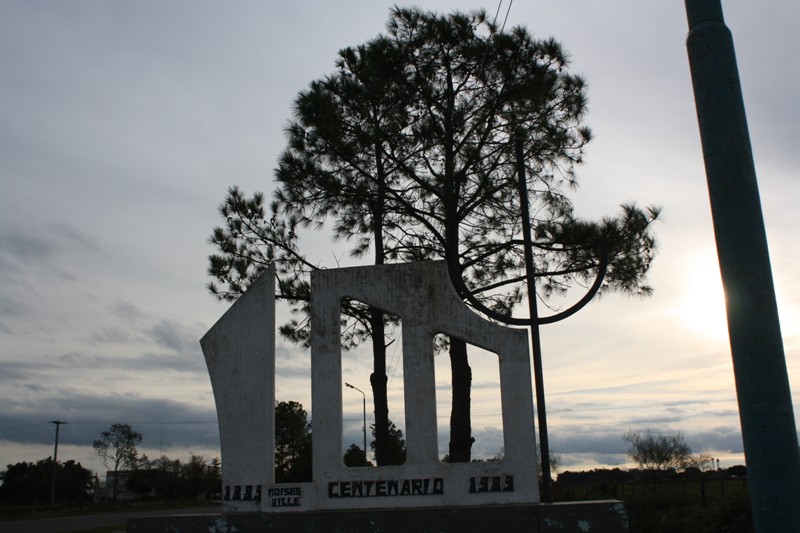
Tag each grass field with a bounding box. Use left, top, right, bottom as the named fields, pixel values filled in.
left=555, top=475, right=753, bottom=533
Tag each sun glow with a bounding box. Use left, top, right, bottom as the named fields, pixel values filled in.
left=679, top=252, right=729, bottom=341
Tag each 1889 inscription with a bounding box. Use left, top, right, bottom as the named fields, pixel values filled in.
left=468, top=475, right=514, bottom=493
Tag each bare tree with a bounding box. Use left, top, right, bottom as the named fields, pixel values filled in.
left=623, top=429, right=692, bottom=491
left=92, top=423, right=144, bottom=500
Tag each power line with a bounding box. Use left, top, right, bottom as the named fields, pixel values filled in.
left=500, top=0, right=514, bottom=33
left=491, top=0, right=504, bottom=28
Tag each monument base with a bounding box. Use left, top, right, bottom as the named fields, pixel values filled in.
left=127, top=500, right=628, bottom=532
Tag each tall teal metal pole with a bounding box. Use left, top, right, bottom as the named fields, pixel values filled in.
left=684, top=1, right=800, bottom=531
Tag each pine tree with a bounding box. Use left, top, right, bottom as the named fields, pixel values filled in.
left=208, top=7, right=659, bottom=463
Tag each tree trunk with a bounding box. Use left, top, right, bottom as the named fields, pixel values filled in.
left=369, top=140, right=391, bottom=466
left=369, top=308, right=391, bottom=466
left=438, top=68, right=473, bottom=463
left=448, top=337, right=473, bottom=462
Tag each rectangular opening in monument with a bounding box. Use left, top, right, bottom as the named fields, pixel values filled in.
left=340, top=299, right=405, bottom=467
left=273, top=298, right=313, bottom=484
left=433, top=334, right=503, bottom=463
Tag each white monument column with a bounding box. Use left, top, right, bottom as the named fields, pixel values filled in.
left=201, top=268, right=275, bottom=512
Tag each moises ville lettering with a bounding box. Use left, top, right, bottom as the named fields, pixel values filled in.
left=328, top=478, right=444, bottom=498
left=269, top=486, right=302, bottom=507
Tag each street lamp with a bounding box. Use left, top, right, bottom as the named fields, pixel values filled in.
left=345, top=382, right=367, bottom=464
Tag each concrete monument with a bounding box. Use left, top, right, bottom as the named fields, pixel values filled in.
left=129, top=261, right=628, bottom=532
left=201, top=261, right=538, bottom=512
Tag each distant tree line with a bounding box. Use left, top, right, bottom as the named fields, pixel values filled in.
left=124, top=455, right=221, bottom=501
left=0, top=458, right=94, bottom=505
left=557, top=465, right=746, bottom=488
left=0, top=453, right=222, bottom=506
left=89, top=423, right=221, bottom=501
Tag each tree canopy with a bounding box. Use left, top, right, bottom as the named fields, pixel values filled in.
left=208, top=6, right=659, bottom=463
left=343, top=444, right=371, bottom=467
left=274, top=400, right=312, bottom=482
left=210, top=7, right=658, bottom=306
left=370, top=419, right=406, bottom=466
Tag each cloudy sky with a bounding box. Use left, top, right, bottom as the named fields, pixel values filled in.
left=1, top=1, right=798, bottom=477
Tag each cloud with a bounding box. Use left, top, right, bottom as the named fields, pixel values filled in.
left=558, top=453, right=630, bottom=471
left=0, top=345, right=207, bottom=379
left=275, top=363, right=312, bottom=380
left=53, top=350, right=207, bottom=374
left=0, top=225, right=100, bottom=263
left=0, top=392, right=218, bottom=450
left=548, top=422, right=746, bottom=461
left=111, top=300, right=147, bottom=322
left=89, top=326, right=134, bottom=345
left=135, top=352, right=207, bottom=374
left=471, top=427, right=505, bottom=459
left=621, top=415, right=686, bottom=426
left=48, top=223, right=101, bottom=253
left=0, top=223, right=103, bottom=288
left=551, top=429, right=626, bottom=456
left=147, top=319, right=200, bottom=353
left=553, top=379, right=681, bottom=397
left=81, top=304, right=209, bottom=371
left=0, top=296, right=30, bottom=318
left=86, top=300, right=207, bottom=357
left=472, top=380, right=502, bottom=391
left=0, top=230, right=55, bottom=261
left=0, top=359, right=32, bottom=383
left=686, top=428, right=744, bottom=454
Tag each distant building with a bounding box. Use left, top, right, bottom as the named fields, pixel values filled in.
left=102, top=471, right=154, bottom=501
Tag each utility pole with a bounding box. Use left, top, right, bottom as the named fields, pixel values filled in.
left=345, top=382, right=368, bottom=465
left=49, top=420, right=67, bottom=505
left=684, top=1, right=800, bottom=530
left=515, top=137, right=552, bottom=502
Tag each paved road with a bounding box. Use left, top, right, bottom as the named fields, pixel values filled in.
left=0, top=506, right=221, bottom=533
